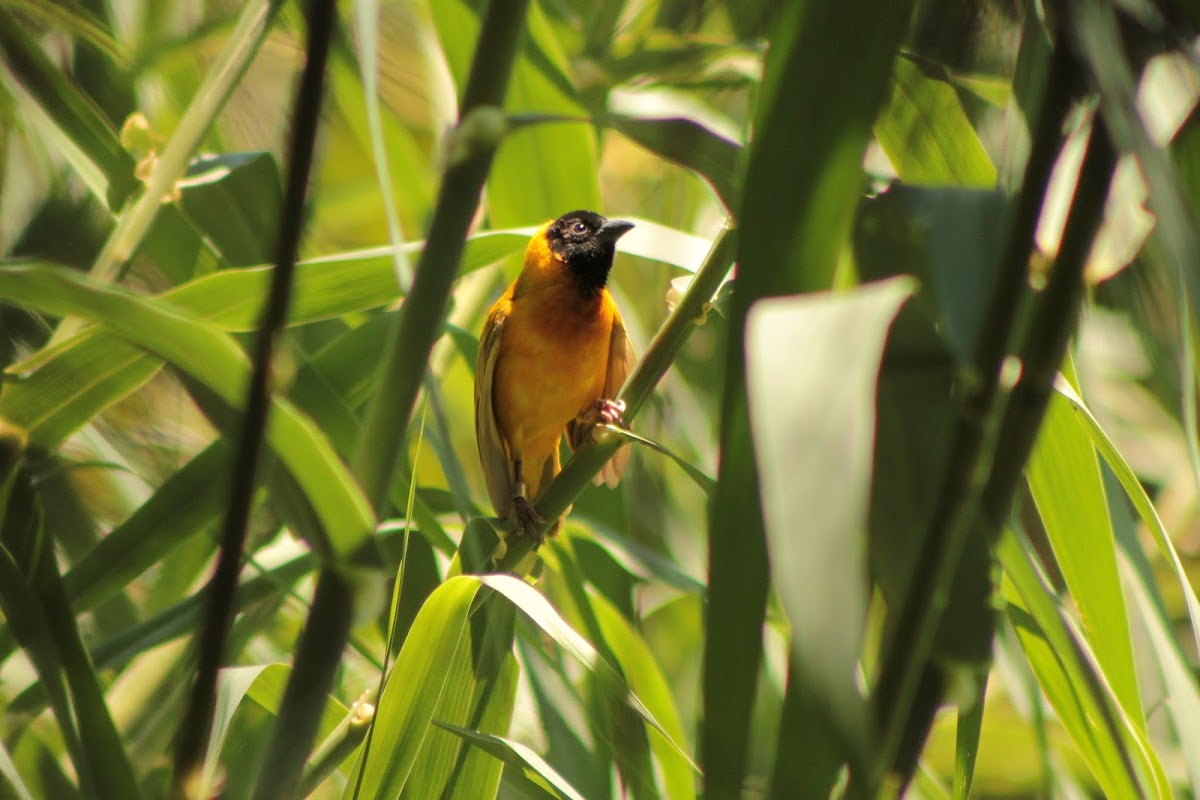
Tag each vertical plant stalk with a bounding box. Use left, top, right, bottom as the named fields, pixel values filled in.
left=979, top=123, right=1116, bottom=523
left=868, top=121, right=1117, bottom=787
left=92, top=1, right=284, bottom=277
left=297, top=691, right=375, bottom=797
left=170, top=0, right=337, bottom=793
left=352, top=0, right=531, bottom=513
left=250, top=569, right=354, bottom=800
left=864, top=35, right=1077, bottom=784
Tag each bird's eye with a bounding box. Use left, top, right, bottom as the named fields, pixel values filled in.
left=573, top=222, right=588, bottom=234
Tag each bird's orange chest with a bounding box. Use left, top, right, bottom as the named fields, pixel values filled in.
left=493, top=279, right=613, bottom=451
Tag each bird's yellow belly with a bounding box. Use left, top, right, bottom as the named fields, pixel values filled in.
left=495, top=297, right=611, bottom=460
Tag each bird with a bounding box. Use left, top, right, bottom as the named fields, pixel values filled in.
left=475, top=210, right=636, bottom=539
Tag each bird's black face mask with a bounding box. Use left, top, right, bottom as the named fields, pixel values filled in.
left=547, top=210, right=635, bottom=296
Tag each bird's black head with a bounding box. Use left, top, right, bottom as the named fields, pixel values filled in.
left=546, top=210, right=635, bottom=296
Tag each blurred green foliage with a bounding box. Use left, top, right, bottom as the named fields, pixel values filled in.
left=1, top=0, right=1200, bottom=798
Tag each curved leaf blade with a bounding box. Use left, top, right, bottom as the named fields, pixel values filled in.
left=745, top=277, right=915, bottom=770
left=348, top=576, right=486, bottom=799
left=0, top=264, right=375, bottom=563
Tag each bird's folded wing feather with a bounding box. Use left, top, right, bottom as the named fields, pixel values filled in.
left=595, top=314, right=635, bottom=487
left=475, top=307, right=513, bottom=518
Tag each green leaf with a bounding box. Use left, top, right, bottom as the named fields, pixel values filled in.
left=433, top=0, right=599, bottom=226
left=85, top=0, right=286, bottom=283
left=62, top=441, right=226, bottom=613
left=442, top=651, right=520, bottom=800
left=705, top=0, right=914, bottom=791
left=191, top=664, right=292, bottom=798
left=1050, top=379, right=1200, bottom=656
left=603, top=113, right=742, bottom=210
left=479, top=575, right=698, bottom=776
left=0, top=211, right=703, bottom=455
left=600, top=36, right=760, bottom=88
left=339, top=2, right=429, bottom=280
left=518, top=638, right=612, bottom=798
left=599, top=424, right=714, bottom=494
left=896, top=55, right=1012, bottom=108
left=544, top=539, right=659, bottom=799
left=1025, top=388, right=1144, bottom=727
left=589, top=591, right=696, bottom=800
left=5, top=0, right=124, bottom=63
left=4, top=728, right=83, bottom=800
left=0, top=9, right=138, bottom=209
left=177, top=152, right=282, bottom=266
left=0, top=472, right=141, bottom=800
left=0, top=493, right=82, bottom=774
left=1117, top=528, right=1200, bottom=789
left=348, top=575, right=486, bottom=799
left=999, top=529, right=1163, bottom=799
left=0, top=264, right=376, bottom=563
left=854, top=186, right=1007, bottom=367
left=135, top=204, right=229, bottom=284
left=1051, top=378, right=1200, bottom=785
left=83, top=547, right=316, bottom=684
left=616, top=218, right=716, bottom=274
left=0, top=330, right=160, bottom=447
left=952, top=675, right=987, bottom=800
left=0, top=231, right=528, bottom=448
left=401, top=604, right=518, bottom=800
left=436, top=723, right=587, bottom=800
left=875, top=57, right=997, bottom=187
left=745, top=277, right=915, bottom=769
left=0, top=736, right=35, bottom=800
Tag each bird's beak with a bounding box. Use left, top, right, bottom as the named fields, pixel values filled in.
left=597, top=219, right=635, bottom=244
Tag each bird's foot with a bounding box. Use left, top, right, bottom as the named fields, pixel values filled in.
left=512, top=495, right=545, bottom=541
left=580, top=398, right=627, bottom=429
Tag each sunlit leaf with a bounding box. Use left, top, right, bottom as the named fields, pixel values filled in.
left=746, top=277, right=914, bottom=769
left=875, top=57, right=997, bottom=187
left=0, top=264, right=375, bottom=563
left=348, top=576, right=485, bottom=798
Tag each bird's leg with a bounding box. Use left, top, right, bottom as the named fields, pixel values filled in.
left=510, top=458, right=544, bottom=539
left=577, top=398, right=627, bottom=430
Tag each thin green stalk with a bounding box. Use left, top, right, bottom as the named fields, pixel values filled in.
left=997, top=527, right=1146, bottom=795
left=84, top=0, right=285, bottom=285
left=952, top=675, right=987, bottom=800
left=495, top=219, right=736, bottom=572
left=249, top=569, right=355, bottom=800
left=424, top=373, right=476, bottom=523
left=867, top=121, right=1116, bottom=789
left=0, top=9, right=136, bottom=204
left=0, top=546, right=89, bottom=796
left=350, top=0, right=414, bottom=292
left=297, top=693, right=375, bottom=797
left=553, top=537, right=657, bottom=796
left=9, top=526, right=413, bottom=722
left=170, top=0, right=335, bottom=792
left=0, top=466, right=141, bottom=799
left=979, top=126, right=1115, bottom=516
left=1067, top=0, right=1200, bottom=316
left=353, top=0, right=532, bottom=513
left=3, top=1, right=124, bottom=63
left=351, top=399, right=426, bottom=800
left=864, top=33, right=1075, bottom=784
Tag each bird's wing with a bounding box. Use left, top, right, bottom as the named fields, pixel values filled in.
left=594, top=312, right=635, bottom=487
left=475, top=306, right=514, bottom=518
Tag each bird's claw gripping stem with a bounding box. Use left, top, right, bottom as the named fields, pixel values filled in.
left=581, top=398, right=627, bottom=429
left=511, top=480, right=544, bottom=540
